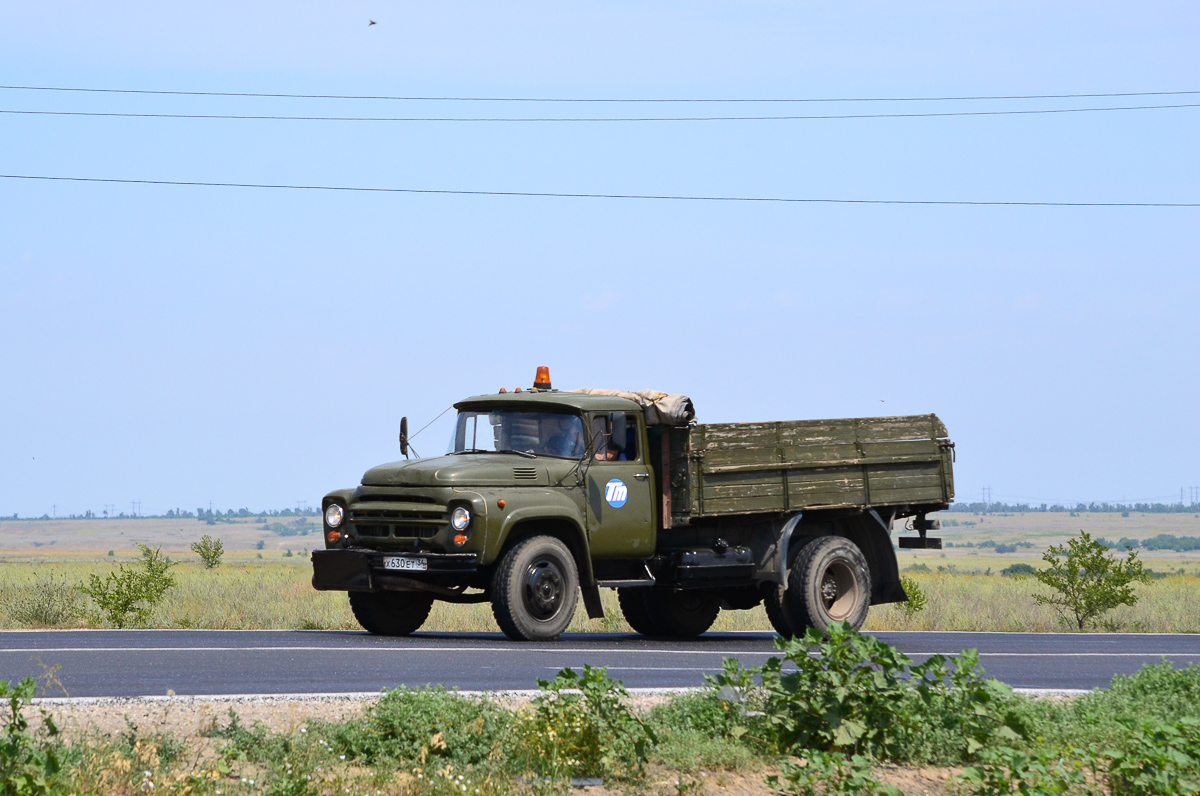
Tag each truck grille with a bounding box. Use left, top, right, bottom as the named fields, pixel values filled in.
left=355, top=523, right=438, bottom=540
left=349, top=497, right=447, bottom=541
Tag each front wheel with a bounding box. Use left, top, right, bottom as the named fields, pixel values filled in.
left=348, top=590, right=434, bottom=636
left=491, top=536, right=579, bottom=641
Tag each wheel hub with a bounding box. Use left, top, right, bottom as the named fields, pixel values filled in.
left=818, top=559, right=859, bottom=621
left=524, top=557, right=565, bottom=620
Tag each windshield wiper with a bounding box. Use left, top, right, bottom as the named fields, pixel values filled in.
left=497, top=449, right=537, bottom=458
left=450, top=448, right=490, bottom=455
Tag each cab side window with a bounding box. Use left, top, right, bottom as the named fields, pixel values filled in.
left=591, top=414, right=639, bottom=462
left=621, top=414, right=639, bottom=460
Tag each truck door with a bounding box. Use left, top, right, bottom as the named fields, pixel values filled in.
left=585, top=412, right=655, bottom=558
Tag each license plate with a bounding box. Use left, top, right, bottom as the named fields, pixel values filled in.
left=382, top=556, right=427, bottom=572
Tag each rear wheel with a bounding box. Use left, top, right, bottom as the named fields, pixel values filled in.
left=764, top=586, right=801, bottom=638
left=765, top=537, right=817, bottom=638
left=782, top=536, right=871, bottom=631
left=349, top=590, right=434, bottom=636
left=643, top=589, right=720, bottom=637
left=617, top=587, right=663, bottom=635
left=491, top=536, right=579, bottom=641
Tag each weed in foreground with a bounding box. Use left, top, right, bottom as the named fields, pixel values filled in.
left=767, top=751, right=901, bottom=796
left=710, top=620, right=1026, bottom=764
left=1, top=677, right=61, bottom=796
left=1022, top=661, right=1200, bottom=752
left=514, top=664, right=655, bottom=781
left=645, top=690, right=759, bottom=771
left=959, top=746, right=1095, bottom=795
left=323, top=685, right=512, bottom=769
left=1106, top=717, right=1200, bottom=795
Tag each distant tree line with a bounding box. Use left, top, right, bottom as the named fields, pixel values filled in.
left=950, top=501, right=1200, bottom=515
left=0, top=506, right=320, bottom=521
left=1096, top=534, right=1200, bottom=552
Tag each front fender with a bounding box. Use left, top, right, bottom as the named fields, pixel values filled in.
left=490, top=489, right=588, bottom=563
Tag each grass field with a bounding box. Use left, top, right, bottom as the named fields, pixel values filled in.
left=3, top=512, right=1200, bottom=632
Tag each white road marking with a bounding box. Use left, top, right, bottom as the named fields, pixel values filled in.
left=3, top=646, right=1197, bottom=657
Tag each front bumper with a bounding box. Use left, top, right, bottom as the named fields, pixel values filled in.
left=311, top=549, right=479, bottom=592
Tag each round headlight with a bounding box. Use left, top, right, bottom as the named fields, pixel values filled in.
left=325, top=504, right=344, bottom=528
left=450, top=506, right=471, bottom=532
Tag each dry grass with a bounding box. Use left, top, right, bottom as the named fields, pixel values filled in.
left=3, top=558, right=1199, bottom=633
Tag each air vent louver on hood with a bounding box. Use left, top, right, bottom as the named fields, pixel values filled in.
left=512, top=467, right=538, bottom=480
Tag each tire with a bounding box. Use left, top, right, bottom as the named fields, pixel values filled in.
left=348, top=590, right=434, bottom=636
left=644, top=589, right=720, bottom=637
left=618, top=587, right=663, bottom=636
left=765, top=537, right=817, bottom=639
left=491, top=536, right=579, bottom=641
left=764, top=585, right=800, bottom=638
left=781, top=536, right=871, bottom=631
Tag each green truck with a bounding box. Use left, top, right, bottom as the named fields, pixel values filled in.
left=313, top=368, right=954, bottom=641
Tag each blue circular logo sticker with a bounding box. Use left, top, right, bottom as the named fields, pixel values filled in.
left=604, top=479, right=629, bottom=508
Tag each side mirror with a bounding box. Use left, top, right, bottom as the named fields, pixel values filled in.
left=399, top=416, right=409, bottom=458
left=608, top=412, right=626, bottom=452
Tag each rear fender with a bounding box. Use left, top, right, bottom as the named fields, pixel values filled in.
left=839, top=513, right=905, bottom=605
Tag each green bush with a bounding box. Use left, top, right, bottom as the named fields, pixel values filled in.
left=190, top=535, right=224, bottom=568
left=1107, top=718, right=1200, bottom=795
left=1033, top=530, right=1150, bottom=630
left=709, top=621, right=1025, bottom=763
left=898, top=575, right=928, bottom=620
left=1035, top=662, right=1200, bottom=751
left=8, top=576, right=83, bottom=627
left=645, top=688, right=758, bottom=770
left=78, top=543, right=177, bottom=628
left=768, top=751, right=901, bottom=796
left=1001, top=563, right=1037, bottom=578
left=0, top=677, right=61, bottom=796
left=324, top=686, right=511, bottom=769
left=958, top=746, right=1091, bottom=795
left=513, top=665, right=655, bottom=780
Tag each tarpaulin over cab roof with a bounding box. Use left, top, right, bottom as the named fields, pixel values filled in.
left=569, top=389, right=695, bottom=426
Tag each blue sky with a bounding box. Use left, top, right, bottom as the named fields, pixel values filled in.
left=1, top=2, right=1197, bottom=516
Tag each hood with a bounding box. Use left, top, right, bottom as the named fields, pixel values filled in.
left=361, top=454, right=554, bottom=487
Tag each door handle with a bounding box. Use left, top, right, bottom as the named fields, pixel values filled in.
left=634, top=473, right=649, bottom=480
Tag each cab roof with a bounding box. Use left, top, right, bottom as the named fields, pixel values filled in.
left=455, top=390, right=640, bottom=414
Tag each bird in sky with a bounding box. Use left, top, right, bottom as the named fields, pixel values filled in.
left=369, top=20, right=376, bottom=26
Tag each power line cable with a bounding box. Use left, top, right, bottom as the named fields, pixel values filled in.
left=3, top=174, right=1196, bottom=207
left=2, top=84, right=1199, bottom=103
left=3, top=103, right=1198, bottom=123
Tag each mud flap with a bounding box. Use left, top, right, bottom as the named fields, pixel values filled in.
left=581, top=581, right=605, bottom=619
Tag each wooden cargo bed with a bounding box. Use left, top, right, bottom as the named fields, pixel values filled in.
left=656, top=414, right=954, bottom=526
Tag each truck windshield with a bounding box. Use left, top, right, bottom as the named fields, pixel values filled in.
left=448, top=410, right=588, bottom=459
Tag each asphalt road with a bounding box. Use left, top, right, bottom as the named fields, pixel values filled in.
left=3, top=630, right=1199, bottom=698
